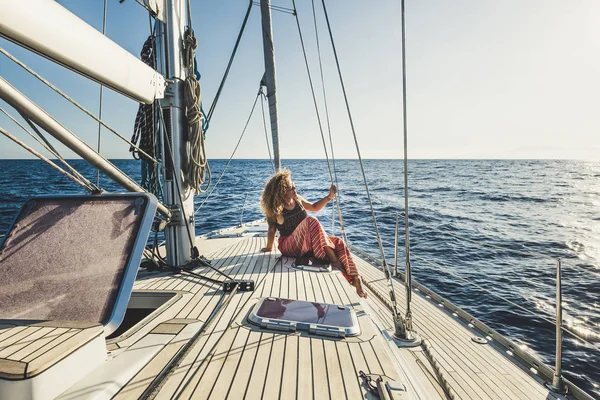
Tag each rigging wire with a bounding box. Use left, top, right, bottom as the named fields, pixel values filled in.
left=194, top=87, right=263, bottom=215
left=96, top=0, right=108, bottom=187
left=290, top=0, right=333, bottom=182
left=317, top=0, right=399, bottom=317
left=205, top=0, right=253, bottom=124
left=310, top=0, right=341, bottom=236
left=23, top=117, right=102, bottom=192
left=292, top=0, right=350, bottom=245
left=0, top=126, right=94, bottom=192
left=0, top=107, right=97, bottom=191
left=259, top=88, right=276, bottom=173
left=0, top=48, right=160, bottom=165
left=252, top=2, right=295, bottom=15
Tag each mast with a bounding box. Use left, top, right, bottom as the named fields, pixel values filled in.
left=155, top=0, right=196, bottom=266
left=260, top=0, right=281, bottom=170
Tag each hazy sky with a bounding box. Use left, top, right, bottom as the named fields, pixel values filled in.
left=0, top=0, right=598, bottom=160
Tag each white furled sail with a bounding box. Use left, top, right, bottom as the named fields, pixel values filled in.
left=0, top=0, right=164, bottom=104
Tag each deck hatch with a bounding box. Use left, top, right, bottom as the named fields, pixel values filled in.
left=248, top=297, right=360, bottom=337
left=0, top=193, right=158, bottom=336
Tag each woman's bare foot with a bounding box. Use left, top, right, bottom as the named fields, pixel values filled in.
left=352, top=276, right=367, bottom=298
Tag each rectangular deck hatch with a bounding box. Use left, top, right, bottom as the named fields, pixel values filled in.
left=248, top=297, right=360, bottom=337
left=0, top=193, right=158, bottom=336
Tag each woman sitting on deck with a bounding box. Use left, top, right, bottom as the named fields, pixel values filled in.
left=260, top=169, right=367, bottom=298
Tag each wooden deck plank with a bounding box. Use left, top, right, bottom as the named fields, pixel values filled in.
left=323, top=339, right=346, bottom=399
left=224, top=329, right=263, bottom=399
left=178, top=238, right=261, bottom=398
left=303, top=269, right=316, bottom=302
left=0, top=327, right=42, bottom=354
left=261, top=332, right=286, bottom=400
left=243, top=332, right=274, bottom=399
left=192, top=326, right=241, bottom=400
left=297, top=336, right=313, bottom=400
left=20, top=329, right=79, bottom=363
left=157, top=238, right=273, bottom=399
left=0, top=326, right=26, bottom=344
left=335, top=341, right=364, bottom=400
left=279, top=334, right=299, bottom=400
left=9, top=328, right=69, bottom=361
left=357, top=256, right=553, bottom=399
left=312, top=338, right=331, bottom=400
left=0, top=327, right=54, bottom=359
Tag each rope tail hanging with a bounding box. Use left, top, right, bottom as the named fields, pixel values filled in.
left=130, top=35, right=159, bottom=195
left=182, top=27, right=210, bottom=194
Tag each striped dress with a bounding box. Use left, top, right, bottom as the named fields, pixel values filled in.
left=272, top=200, right=358, bottom=283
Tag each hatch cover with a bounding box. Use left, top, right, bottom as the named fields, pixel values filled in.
left=248, top=297, right=360, bottom=337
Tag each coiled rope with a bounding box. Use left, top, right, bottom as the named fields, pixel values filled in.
left=130, top=34, right=161, bottom=195
left=182, top=27, right=210, bottom=194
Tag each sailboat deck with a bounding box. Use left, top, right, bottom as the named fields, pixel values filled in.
left=111, top=231, right=569, bottom=400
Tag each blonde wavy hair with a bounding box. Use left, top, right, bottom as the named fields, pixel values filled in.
left=261, top=169, right=297, bottom=223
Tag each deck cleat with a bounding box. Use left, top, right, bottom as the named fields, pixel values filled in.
left=222, top=279, right=255, bottom=292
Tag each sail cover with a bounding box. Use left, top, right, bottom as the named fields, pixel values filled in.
left=0, top=194, right=157, bottom=335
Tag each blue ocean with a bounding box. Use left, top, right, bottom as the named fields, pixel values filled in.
left=1, top=158, right=599, bottom=397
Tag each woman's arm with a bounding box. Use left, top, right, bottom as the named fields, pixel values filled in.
left=262, top=225, right=277, bottom=251
left=300, top=184, right=337, bottom=212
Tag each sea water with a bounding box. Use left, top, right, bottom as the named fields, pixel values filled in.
left=1, top=158, right=599, bottom=397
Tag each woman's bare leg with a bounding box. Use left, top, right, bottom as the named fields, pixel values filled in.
left=324, top=247, right=367, bottom=298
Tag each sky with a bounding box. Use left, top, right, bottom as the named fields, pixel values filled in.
left=0, top=0, right=599, bottom=160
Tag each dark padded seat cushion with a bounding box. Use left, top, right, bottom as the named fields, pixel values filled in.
left=0, top=195, right=155, bottom=326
